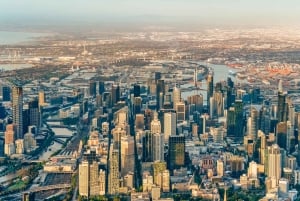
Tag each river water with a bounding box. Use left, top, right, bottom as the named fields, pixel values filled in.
left=181, top=61, right=238, bottom=100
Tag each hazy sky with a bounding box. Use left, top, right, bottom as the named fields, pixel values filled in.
left=0, top=0, right=299, bottom=29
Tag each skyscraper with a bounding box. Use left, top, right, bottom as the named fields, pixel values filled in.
left=111, top=85, right=120, bottom=106
left=267, top=144, right=281, bottom=183
left=156, top=80, right=165, bottom=111
left=276, top=122, right=287, bottom=150
left=278, top=92, right=288, bottom=122
left=121, top=135, right=135, bottom=177
left=164, top=112, right=176, bottom=141
left=172, top=86, right=181, bottom=109
left=168, top=135, right=185, bottom=171
left=79, top=161, right=89, bottom=197
left=133, top=84, right=141, bottom=97
left=207, top=73, right=214, bottom=108
left=12, top=86, right=23, bottom=139
left=175, top=101, right=185, bottom=122
left=108, top=145, right=119, bottom=195
left=98, top=81, right=105, bottom=95
left=247, top=107, right=259, bottom=140
left=234, top=100, right=244, bottom=141
left=2, top=86, right=11, bottom=101
left=28, top=99, right=40, bottom=133
left=38, top=90, right=45, bottom=107
left=89, top=80, right=97, bottom=97
left=152, top=133, right=164, bottom=162
left=151, top=112, right=161, bottom=134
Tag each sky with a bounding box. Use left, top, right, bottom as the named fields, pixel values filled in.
left=0, top=0, right=299, bottom=30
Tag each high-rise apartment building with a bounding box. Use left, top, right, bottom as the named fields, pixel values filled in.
left=12, top=86, right=23, bottom=139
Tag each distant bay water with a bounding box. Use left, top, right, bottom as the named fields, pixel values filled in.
left=0, top=30, right=49, bottom=45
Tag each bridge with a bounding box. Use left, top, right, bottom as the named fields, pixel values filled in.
left=25, top=184, right=71, bottom=193
left=55, top=135, right=72, bottom=138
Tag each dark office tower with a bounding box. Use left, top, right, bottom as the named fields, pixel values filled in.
left=111, top=85, right=120, bottom=106
left=227, top=107, right=235, bottom=137
left=234, top=100, right=244, bottom=141
left=98, top=81, right=105, bottom=95
left=133, top=97, right=142, bottom=115
left=276, top=122, right=287, bottom=150
left=28, top=99, right=40, bottom=132
left=227, top=77, right=234, bottom=89
left=0, top=103, right=6, bottom=119
left=298, top=129, right=300, bottom=165
left=133, top=84, right=141, bottom=98
left=96, top=95, right=102, bottom=108
left=89, top=80, right=97, bottom=97
left=12, top=86, right=23, bottom=139
left=23, top=109, right=29, bottom=134
left=142, top=130, right=152, bottom=162
left=144, top=109, right=154, bottom=130
left=156, top=80, right=165, bottom=111
left=168, top=135, right=185, bottom=171
left=278, top=92, right=288, bottom=122
left=206, top=74, right=214, bottom=108
left=250, top=88, right=260, bottom=104
left=226, top=87, right=235, bottom=109
left=155, top=72, right=161, bottom=81
left=2, top=86, right=11, bottom=101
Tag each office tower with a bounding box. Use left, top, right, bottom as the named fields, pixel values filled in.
left=120, top=135, right=135, bottom=177
left=172, top=86, right=181, bottom=109
left=287, top=121, right=294, bottom=153
left=135, top=114, right=144, bottom=130
left=212, top=91, right=224, bottom=118
left=258, top=130, right=267, bottom=165
left=12, top=86, right=23, bottom=139
left=15, top=139, right=24, bottom=154
left=108, top=145, right=119, bottom=195
left=164, top=112, right=176, bottom=141
left=267, top=144, right=281, bottom=183
left=2, top=86, right=11, bottom=101
left=155, top=72, right=161, bottom=81
left=211, top=127, right=224, bottom=143
left=98, top=81, right=105, bottom=95
left=38, top=90, right=45, bottom=107
left=24, top=126, right=37, bottom=153
left=144, top=109, right=154, bottom=130
left=111, top=85, right=120, bottom=106
left=226, top=86, right=235, bottom=109
left=206, top=73, right=214, bottom=108
left=175, top=101, right=185, bottom=122
left=168, top=135, right=185, bottom=171
left=133, top=84, right=140, bottom=97
left=276, top=122, right=287, bottom=150
left=79, top=161, right=89, bottom=197
left=142, top=130, right=152, bottom=162
left=151, top=112, right=161, bottom=134
left=152, top=133, right=164, bottom=162
left=89, top=161, right=100, bottom=196
left=187, top=94, right=203, bottom=113
left=227, top=107, right=235, bottom=137
left=153, top=161, right=167, bottom=185
left=0, top=103, right=5, bottom=119
left=133, top=97, right=142, bottom=115
left=156, top=80, right=165, bottom=110
left=99, top=169, right=106, bottom=195
left=89, top=80, right=97, bottom=97
left=158, top=170, right=170, bottom=193
left=28, top=99, right=40, bottom=133
left=217, top=159, right=224, bottom=177
left=4, top=124, right=15, bottom=156
left=247, top=107, right=259, bottom=140
left=234, top=100, right=244, bottom=141
left=278, top=92, right=288, bottom=122
left=248, top=161, right=258, bottom=178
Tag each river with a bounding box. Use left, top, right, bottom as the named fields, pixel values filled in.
left=181, top=61, right=238, bottom=101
